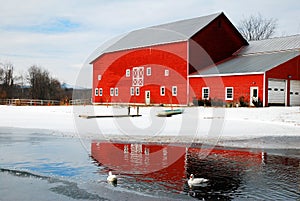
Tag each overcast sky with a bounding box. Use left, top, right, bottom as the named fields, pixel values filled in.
left=0, top=0, right=299, bottom=87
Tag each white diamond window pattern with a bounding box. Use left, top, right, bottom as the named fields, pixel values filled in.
left=132, top=67, right=144, bottom=87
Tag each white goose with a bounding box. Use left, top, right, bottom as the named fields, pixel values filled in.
left=107, top=171, right=117, bottom=185
left=188, top=174, right=208, bottom=188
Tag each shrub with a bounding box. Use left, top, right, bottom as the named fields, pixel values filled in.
left=252, top=98, right=263, bottom=107
left=239, top=96, right=249, bottom=107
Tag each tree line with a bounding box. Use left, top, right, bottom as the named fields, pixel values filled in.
left=0, top=63, right=67, bottom=101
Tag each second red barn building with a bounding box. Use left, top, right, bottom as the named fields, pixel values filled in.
left=90, top=12, right=300, bottom=107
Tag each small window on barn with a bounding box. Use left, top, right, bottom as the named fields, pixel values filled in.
left=268, top=88, right=272, bottom=91
left=98, top=75, right=102, bottom=81
left=146, top=67, right=151, bottom=76
left=115, top=88, right=118, bottom=96
left=126, top=69, right=130, bottom=77
left=172, top=86, right=177, bottom=96
left=295, top=92, right=299, bottom=95
left=225, top=87, right=234, bottom=100
left=202, top=87, right=210, bottom=100
left=164, top=69, right=169, bottom=76
left=110, top=88, right=114, bottom=96
left=95, top=88, right=99, bottom=96
left=280, top=89, right=284, bottom=91
left=99, top=88, right=103, bottom=96
left=136, top=87, right=140, bottom=96
left=160, top=86, right=165, bottom=96
left=130, top=87, right=134, bottom=96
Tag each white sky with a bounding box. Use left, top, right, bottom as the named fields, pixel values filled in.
left=0, top=0, right=299, bottom=87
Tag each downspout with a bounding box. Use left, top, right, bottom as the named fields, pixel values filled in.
left=263, top=72, right=266, bottom=107
left=187, top=40, right=190, bottom=106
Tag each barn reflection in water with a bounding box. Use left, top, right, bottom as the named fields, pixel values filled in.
left=91, top=141, right=299, bottom=200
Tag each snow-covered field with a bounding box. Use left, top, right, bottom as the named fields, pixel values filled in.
left=0, top=105, right=300, bottom=148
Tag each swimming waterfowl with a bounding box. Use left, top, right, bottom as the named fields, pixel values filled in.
left=188, top=174, right=208, bottom=188
left=107, top=171, right=117, bottom=185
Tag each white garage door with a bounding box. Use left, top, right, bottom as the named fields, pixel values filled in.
left=290, top=80, right=300, bottom=106
left=268, top=79, right=286, bottom=105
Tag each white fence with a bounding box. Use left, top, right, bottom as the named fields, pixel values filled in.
left=0, top=99, right=92, bottom=106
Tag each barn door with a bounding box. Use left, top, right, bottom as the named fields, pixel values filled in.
left=290, top=80, right=300, bottom=106
left=250, top=87, right=259, bottom=106
left=268, top=79, right=286, bottom=106
left=145, top=90, right=150, bottom=105
left=132, top=67, right=144, bottom=87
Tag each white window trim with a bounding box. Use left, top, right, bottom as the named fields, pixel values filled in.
left=95, top=88, right=99, bottom=96
left=225, top=87, right=234, bottom=100
left=160, top=86, right=165, bottom=96
left=146, top=67, right=151, bottom=76
left=202, top=87, right=210, bottom=100
left=164, top=69, right=169, bottom=76
left=130, top=87, right=134, bottom=96
left=126, top=69, right=130, bottom=77
left=136, top=87, right=140, bottom=96
left=115, top=88, right=118, bottom=96
left=110, top=88, right=114, bottom=96
left=172, top=86, right=177, bottom=96
left=99, top=88, right=103, bottom=96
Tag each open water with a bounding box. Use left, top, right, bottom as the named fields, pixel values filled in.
left=0, top=127, right=299, bottom=200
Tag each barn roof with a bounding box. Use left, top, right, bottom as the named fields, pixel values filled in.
left=190, top=51, right=300, bottom=77
left=238, top=34, right=300, bottom=55
left=104, top=12, right=222, bottom=53
left=90, top=12, right=224, bottom=63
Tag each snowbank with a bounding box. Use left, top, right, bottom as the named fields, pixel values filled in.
left=0, top=105, right=299, bottom=148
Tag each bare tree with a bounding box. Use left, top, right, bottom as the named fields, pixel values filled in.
left=3, top=62, right=14, bottom=87
left=28, top=65, right=62, bottom=100
left=237, top=13, right=277, bottom=41
left=0, top=62, right=15, bottom=98
left=0, top=64, right=4, bottom=84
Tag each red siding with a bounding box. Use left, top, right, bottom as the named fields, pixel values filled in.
left=189, top=74, right=264, bottom=105
left=189, top=13, right=247, bottom=74
left=92, top=42, right=188, bottom=105
left=266, top=56, right=300, bottom=80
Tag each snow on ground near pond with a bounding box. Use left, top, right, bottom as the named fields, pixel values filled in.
left=0, top=105, right=299, bottom=147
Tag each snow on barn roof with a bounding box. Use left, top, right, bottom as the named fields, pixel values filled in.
left=190, top=51, right=300, bottom=77
left=238, top=34, right=300, bottom=55
left=90, top=12, right=222, bottom=63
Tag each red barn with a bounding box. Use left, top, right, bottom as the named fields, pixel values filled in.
left=90, top=12, right=300, bottom=106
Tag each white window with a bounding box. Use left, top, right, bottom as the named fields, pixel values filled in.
left=160, top=86, right=165, bottom=96
left=136, top=87, right=140, bottom=96
left=172, top=86, right=177, bottom=96
left=110, top=88, right=114, bottom=96
left=146, top=67, right=151, bottom=76
left=98, top=75, right=102, bottom=80
left=126, top=69, right=130, bottom=77
left=202, top=87, right=210, bottom=100
left=132, top=67, right=144, bottom=86
left=130, top=87, right=134, bottom=96
left=225, top=87, right=234, bottom=100
left=115, top=88, right=118, bottom=96
left=95, top=88, right=99, bottom=96
left=164, top=69, right=169, bottom=76
left=99, top=88, right=103, bottom=96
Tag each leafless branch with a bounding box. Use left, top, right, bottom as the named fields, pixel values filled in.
left=238, top=13, right=277, bottom=41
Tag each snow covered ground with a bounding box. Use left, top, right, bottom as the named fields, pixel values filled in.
left=0, top=105, right=299, bottom=148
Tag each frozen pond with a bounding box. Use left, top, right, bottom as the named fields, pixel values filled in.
left=0, top=127, right=299, bottom=200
